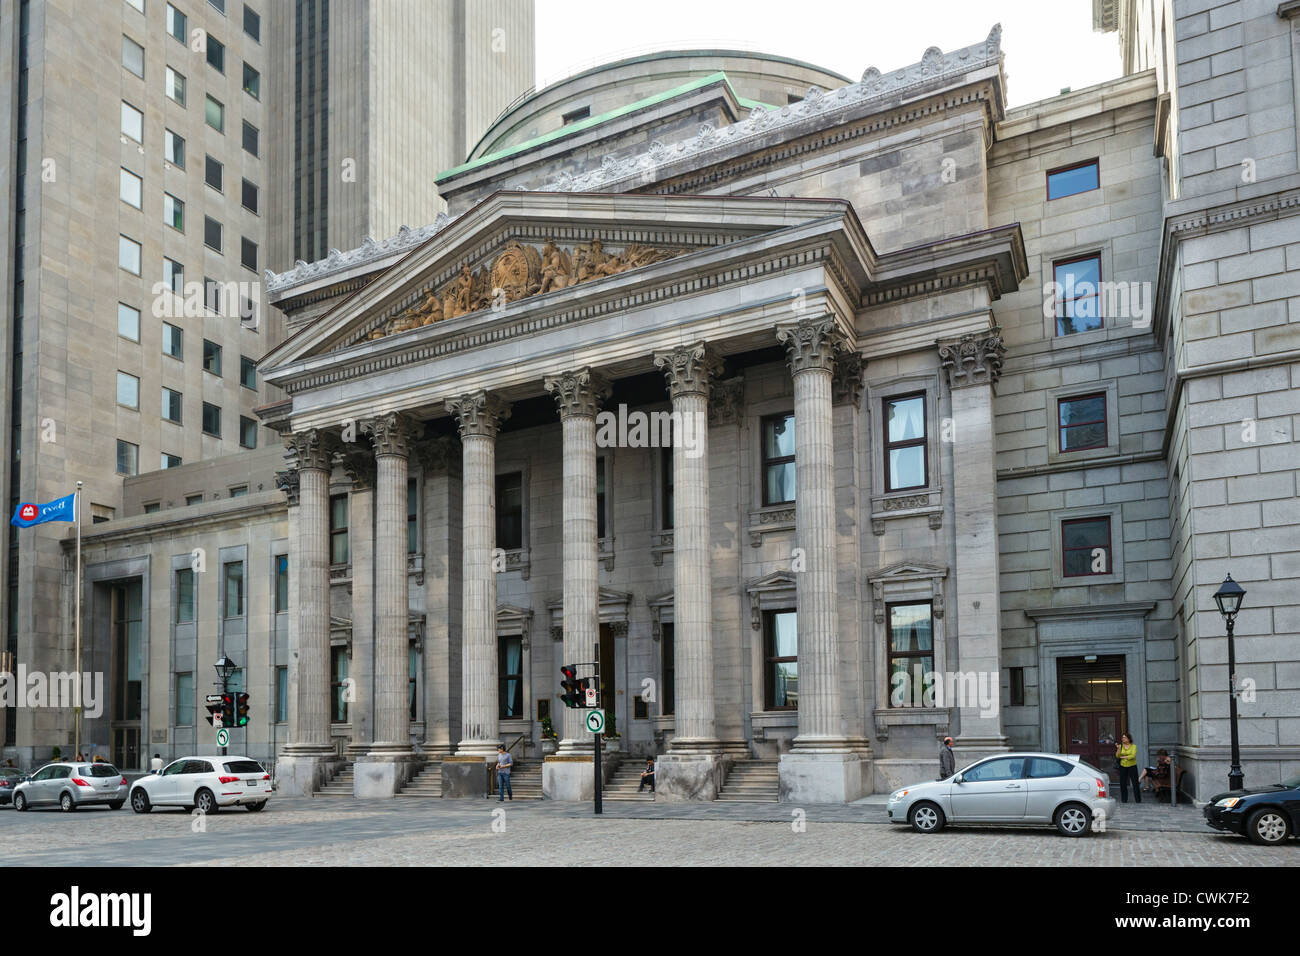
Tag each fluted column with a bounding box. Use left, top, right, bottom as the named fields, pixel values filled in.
left=777, top=317, right=850, bottom=751
left=365, top=412, right=416, bottom=755
left=339, top=449, right=375, bottom=758
left=544, top=368, right=610, bottom=755
left=653, top=344, right=723, bottom=751
left=447, top=391, right=511, bottom=756
left=282, top=428, right=340, bottom=757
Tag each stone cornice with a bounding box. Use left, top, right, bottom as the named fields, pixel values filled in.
left=446, top=391, right=511, bottom=440
left=267, top=214, right=454, bottom=296
left=937, top=328, right=1005, bottom=389
left=543, top=368, right=611, bottom=420
left=364, top=411, right=418, bottom=458
left=653, top=343, right=723, bottom=398
left=776, top=316, right=849, bottom=375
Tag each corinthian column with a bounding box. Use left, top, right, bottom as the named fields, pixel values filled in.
left=544, top=368, right=610, bottom=757
left=278, top=428, right=340, bottom=796
left=938, top=329, right=1010, bottom=753
left=774, top=316, right=866, bottom=803
left=446, top=391, right=510, bottom=759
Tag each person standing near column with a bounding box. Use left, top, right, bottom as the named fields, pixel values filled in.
left=496, top=744, right=513, bottom=801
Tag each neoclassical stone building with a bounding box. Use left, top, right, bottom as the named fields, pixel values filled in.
left=42, top=7, right=1300, bottom=802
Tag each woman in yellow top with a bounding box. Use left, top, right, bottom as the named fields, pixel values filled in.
left=1115, top=732, right=1141, bottom=804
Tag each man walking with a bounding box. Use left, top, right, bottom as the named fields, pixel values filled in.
left=496, top=744, right=513, bottom=801
left=938, top=736, right=955, bottom=780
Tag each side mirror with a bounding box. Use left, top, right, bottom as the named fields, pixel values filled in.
left=952, top=773, right=963, bottom=784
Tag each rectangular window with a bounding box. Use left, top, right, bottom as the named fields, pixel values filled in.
left=119, top=235, right=142, bottom=275
left=144, top=502, right=161, bottom=514
left=118, top=303, right=140, bottom=342
left=241, top=178, right=258, bottom=213
left=243, top=6, right=261, bottom=40
left=209, top=0, right=225, bottom=13
left=163, top=322, right=183, bottom=359
left=239, top=415, right=257, bottom=449
left=763, top=610, right=797, bottom=710
left=162, top=387, right=182, bottom=423
left=274, top=555, right=289, bottom=612
left=163, top=453, right=182, bottom=469
left=117, top=371, right=140, bottom=409
left=1058, top=393, right=1107, bottom=453
left=239, top=355, right=256, bottom=389
left=185, top=492, right=202, bottom=505
left=223, top=561, right=244, bottom=618
left=495, top=472, right=523, bottom=550
left=166, top=3, right=187, bottom=42
left=165, top=66, right=185, bottom=105
left=121, top=101, right=144, bottom=142
left=175, top=673, right=194, bottom=726
left=204, top=276, right=223, bottom=313
left=205, top=95, right=224, bottom=132
left=330, top=494, right=349, bottom=565
left=761, top=413, right=796, bottom=506
left=1061, top=516, right=1112, bottom=577
left=174, top=568, right=195, bottom=623
left=660, top=445, right=673, bottom=530
left=122, top=35, right=145, bottom=78
left=331, top=647, right=348, bottom=722
left=120, top=168, right=143, bottom=208
left=1009, top=667, right=1025, bottom=707
left=163, top=257, right=183, bottom=293
left=203, top=215, right=222, bottom=252
left=242, top=62, right=260, bottom=99
left=407, top=477, right=418, bottom=553
left=1046, top=159, right=1099, bottom=201
left=661, top=623, right=675, bottom=716
left=1053, top=254, right=1102, bottom=336
left=241, top=120, right=259, bottom=156
left=887, top=602, right=934, bottom=708
left=228, top=485, right=247, bottom=497
left=498, top=636, right=523, bottom=719
left=562, top=106, right=589, bottom=125
left=126, top=0, right=145, bottom=13
left=163, top=192, right=184, bottom=231
left=201, top=402, right=221, bottom=437
left=240, top=237, right=257, bottom=271
left=884, top=393, right=927, bottom=492
left=275, top=666, right=288, bottom=722
left=206, top=35, right=224, bottom=72
left=164, top=128, right=185, bottom=167
left=203, top=339, right=222, bottom=375
left=596, top=457, right=607, bottom=539
left=205, top=154, right=223, bottom=191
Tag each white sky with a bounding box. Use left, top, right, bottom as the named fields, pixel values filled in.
left=534, top=0, right=1121, bottom=109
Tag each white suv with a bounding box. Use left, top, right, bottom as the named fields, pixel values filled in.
left=129, top=756, right=272, bottom=814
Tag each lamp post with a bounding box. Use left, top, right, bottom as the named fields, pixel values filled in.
left=1212, top=574, right=1246, bottom=792
left=215, top=655, right=237, bottom=756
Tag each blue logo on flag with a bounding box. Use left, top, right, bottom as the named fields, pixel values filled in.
left=10, top=493, right=77, bottom=528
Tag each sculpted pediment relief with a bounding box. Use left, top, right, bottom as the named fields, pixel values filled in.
left=361, top=237, right=685, bottom=343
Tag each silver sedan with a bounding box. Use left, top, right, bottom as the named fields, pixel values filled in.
left=887, top=752, right=1116, bottom=837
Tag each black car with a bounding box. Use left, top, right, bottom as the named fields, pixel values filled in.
left=0, top=767, right=25, bottom=805
left=1204, top=773, right=1300, bottom=846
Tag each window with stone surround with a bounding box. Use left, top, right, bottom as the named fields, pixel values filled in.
left=1057, top=392, right=1107, bottom=453
left=1046, top=159, right=1099, bottom=201
left=175, top=672, right=193, bottom=726
left=330, top=646, right=348, bottom=723
left=223, top=560, right=244, bottom=618
left=1061, top=516, right=1112, bottom=578
left=763, top=610, right=798, bottom=711
left=761, top=413, right=795, bottom=506
left=274, top=554, right=288, bottom=613
left=409, top=643, right=419, bottom=722
left=201, top=401, right=221, bottom=438
left=275, top=666, right=288, bottom=723
left=661, top=622, right=675, bottom=717
left=883, top=392, right=927, bottom=492
left=116, top=439, right=139, bottom=476
left=659, top=443, right=673, bottom=530
left=498, top=636, right=523, bottom=719
left=496, top=471, right=523, bottom=551
left=407, top=477, right=418, bottom=553
left=330, top=494, right=349, bottom=565
left=887, top=601, right=934, bottom=708
left=1053, top=254, right=1102, bottom=336
left=174, top=568, right=195, bottom=623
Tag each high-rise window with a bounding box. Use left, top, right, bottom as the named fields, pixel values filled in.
left=163, top=257, right=183, bottom=293
left=1053, top=254, right=1103, bottom=336
left=175, top=673, right=194, bottom=726
left=240, top=237, right=257, bottom=271
left=239, top=355, right=256, bottom=389
left=205, top=155, right=223, bottom=191
left=241, top=120, right=259, bottom=156
left=120, top=168, right=143, bottom=208
left=119, top=235, right=142, bottom=275
left=166, top=3, right=187, bottom=43
left=117, top=371, right=140, bottom=409
left=163, top=192, right=184, bottom=231
left=209, top=0, right=226, bottom=13
left=495, top=472, right=523, bottom=550
left=330, top=495, right=349, bottom=565
left=1047, top=159, right=1099, bottom=201
left=125, top=0, right=145, bottom=13
left=163, top=323, right=183, bottom=359
left=118, top=303, right=140, bottom=342
left=165, top=66, right=185, bottom=105
left=162, top=452, right=182, bottom=469
left=1062, top=516, right=1112, bottom=577
left=203, top=216, right=222, bottom=252
left=228, top=485, right=247, bottom=497
left=205, top=95, right=224, bottom=132
left=203, top=339, right=222, bottom=375
left=223, top=561, right=244, bottom=618
left=763, top=610, right=798, bottom=710
left=243, top=5, right=260, bottom=40
left=242, top=62, right=260, bottom=99
left=201, top=402, right=221, bottom=437
left=175, top=568, right=195, bottom=623
left=162, top=387, right=182, bottom=423
left=274, top=555, right=288, bottom=612
left=884, top=393, right=927, bottom=492
left=122, top=35, right=144, bottom=78
left=206, top=36, right=225, bottom=72
left=239, top=415, right=257, bottom=449
left=241, top=178, right=258, bottom=213
left=121, top=101, right=144, bottom=142
left=116, top=440, right=139, bottom=476
left=164, top=128, right=185, bottom=167
left=1058, top=393, right=1107, bottom=453
left=761, top=413, right=796, bottom=506
left=185, top=493, right=202, bottom=505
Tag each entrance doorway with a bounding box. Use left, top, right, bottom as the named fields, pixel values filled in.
left=110, top=582, right=143, bottom=768
left=1057, top=655, right=1126, bottom=780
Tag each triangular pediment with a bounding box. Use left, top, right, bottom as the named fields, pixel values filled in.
left=866, top=561, right=948, bottom=582
left=260, top=190, right=871, bottom=370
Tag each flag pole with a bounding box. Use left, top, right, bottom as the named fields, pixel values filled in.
left=74, top=480, right=82, bottom=762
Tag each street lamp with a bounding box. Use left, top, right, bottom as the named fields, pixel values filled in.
left=214, top=656, right=237, bottom=756
left=1212, top=574, right=1247, bottom=791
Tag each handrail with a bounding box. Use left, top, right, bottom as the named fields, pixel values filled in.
left=505, top=734, right=526, bottom=759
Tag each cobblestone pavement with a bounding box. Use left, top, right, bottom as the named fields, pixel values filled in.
left=1, top=795, right=1294, bottom=866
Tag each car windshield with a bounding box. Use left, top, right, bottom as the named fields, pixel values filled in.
left=81, top=764, right=120, bottom=777
left=1282, top=773, right=1300, bottom=789
left=224, top=760, right=264, bottom=774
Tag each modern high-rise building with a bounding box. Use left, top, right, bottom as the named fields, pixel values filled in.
left=0, top=0, right=534, bottom=756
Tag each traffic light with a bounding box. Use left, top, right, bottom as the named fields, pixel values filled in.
left=205, top=701, right=224, bottom=727
left=221, top=693, right=235, bottom=729
left=235, top=692, right=250, bottom=727
left=560, top=665, right=583, bottom=708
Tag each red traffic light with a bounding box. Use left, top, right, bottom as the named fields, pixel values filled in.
left=560, top=664, right=584, bottom=708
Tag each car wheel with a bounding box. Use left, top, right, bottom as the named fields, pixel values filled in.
left=131, top=789, right=151, bottom=814
left=245, top=800, right=267, bottom=812
left=1246, top=808, right=1291, bottom=846
left=59, top=791, right=76, bottom=813
left=108, top=801, right=124, bottom=811
left=1054, top=802, right=1093, bottom=837
left=194, top=788, right=218, bottom=815
left=908, top=801, right=945, bottom=834
left=13, top=792, right=27, bottom=812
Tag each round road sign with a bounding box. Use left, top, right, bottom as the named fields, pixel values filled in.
left=216, top=728, right=230, bottom=747
left=585, top=709, right=605, bottom=734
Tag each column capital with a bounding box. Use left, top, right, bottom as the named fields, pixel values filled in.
left=832, top=351, right=866, bottom=407
left=937, top=328, right=1005, bottom=390
left=446, top=391, right=511, bottom=440
left=708, top=375, right=745, bottom=425
left=653, top=342, right=723, bottom=398
left=340, top=448, right=376, bottom=491
left=364, top=410, right=418, bottom=458
left=544, top=367, right=611, bottom=420
left=776, top=316, right=849, bottom=375
left=284, top=428, right=341, bottom=472
left=274, top=468, right=300, bottom=507
left=413, top=435, right=460, bottom=476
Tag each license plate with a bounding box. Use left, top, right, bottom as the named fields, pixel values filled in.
left=246, top=779, right=259, bottom=786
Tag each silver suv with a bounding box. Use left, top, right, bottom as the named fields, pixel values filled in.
left=887, top=752, right=1116, bottom=837
left=13, top=762, right=128, bottom=812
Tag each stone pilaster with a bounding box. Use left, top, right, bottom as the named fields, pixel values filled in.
left=339, top=449, right=375, bottom=761
left=277, top=428, right=341, bottom=796
left=774, top=317, right=867, bottom=803
left=651, top=344, right=728, bottom=800
left=938, top=329, right=1009, bottom=752
left=444, top=392, right=510, bottom=789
